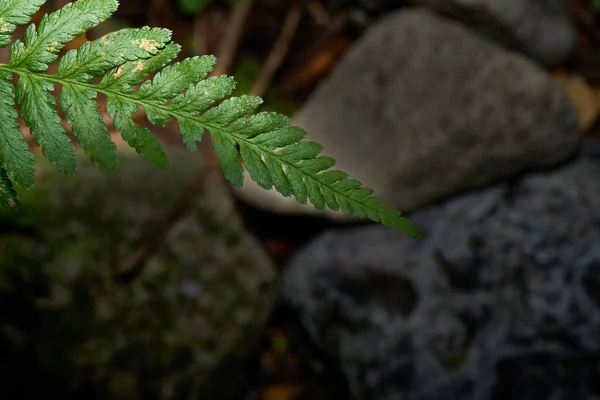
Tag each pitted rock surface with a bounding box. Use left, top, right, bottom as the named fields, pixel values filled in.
left=283, top=150, right=600, bottom=400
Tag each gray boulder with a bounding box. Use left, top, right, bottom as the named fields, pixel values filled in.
left=0, top=147, right=277, bottom=399
left=234, top=9, right=579, bottom=221
left=412, top=0, right=576, bottom=66
left=282, top=149, right=600, bottom=400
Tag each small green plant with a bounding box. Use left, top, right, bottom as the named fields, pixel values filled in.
left=0, top=0, right=417, bottom=237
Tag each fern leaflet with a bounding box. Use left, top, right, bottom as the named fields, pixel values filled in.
left=0, top=0, right=418, bottom=237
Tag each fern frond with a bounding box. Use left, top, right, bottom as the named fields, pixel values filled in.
left=0, top=0, right=417, bottom=236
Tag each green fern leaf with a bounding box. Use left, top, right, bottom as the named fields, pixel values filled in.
left=60, top=85, right=117, bottom=171
left=9, top=0, right=117, bottom=71
left=0, top=0, right=45, bottom=47
left=0, top=166, right=19, bottom=210
left=0, top=0, right=417, bottom=236
left=16, top=74, right=77, bottom=175
left=100, top=42, right=181, bottom=89
left=0, top=70, right=35, bottom=189
left=56, top=27, right=172, bottom=81
left=136, top=55, right=216, bottom=101
left=102, top=43, right=181, bottom=165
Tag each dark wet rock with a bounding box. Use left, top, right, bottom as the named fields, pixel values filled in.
left=0, top=147, right=277, bottom=400
left=282, top=150, right=600, bottom=400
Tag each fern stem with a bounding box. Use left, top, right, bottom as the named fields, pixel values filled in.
left=0, top=63, right=399, bottom=226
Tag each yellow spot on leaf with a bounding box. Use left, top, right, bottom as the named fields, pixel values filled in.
left=113, top=66, right=123, bottom=78
left=132, top=61, right=144, bottom=73
left=134, top=39, right=159, bottom=53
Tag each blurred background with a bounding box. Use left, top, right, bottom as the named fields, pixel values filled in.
left=1, top=0, right=600, bottom=399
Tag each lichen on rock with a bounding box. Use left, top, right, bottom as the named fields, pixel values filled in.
left=0, top=147, right=277, bottom=399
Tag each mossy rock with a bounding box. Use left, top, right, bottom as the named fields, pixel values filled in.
left=0, top=147, right=278, bottom=399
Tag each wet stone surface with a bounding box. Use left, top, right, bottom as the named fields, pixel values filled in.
left=283, top=149, right=600, bottom=400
